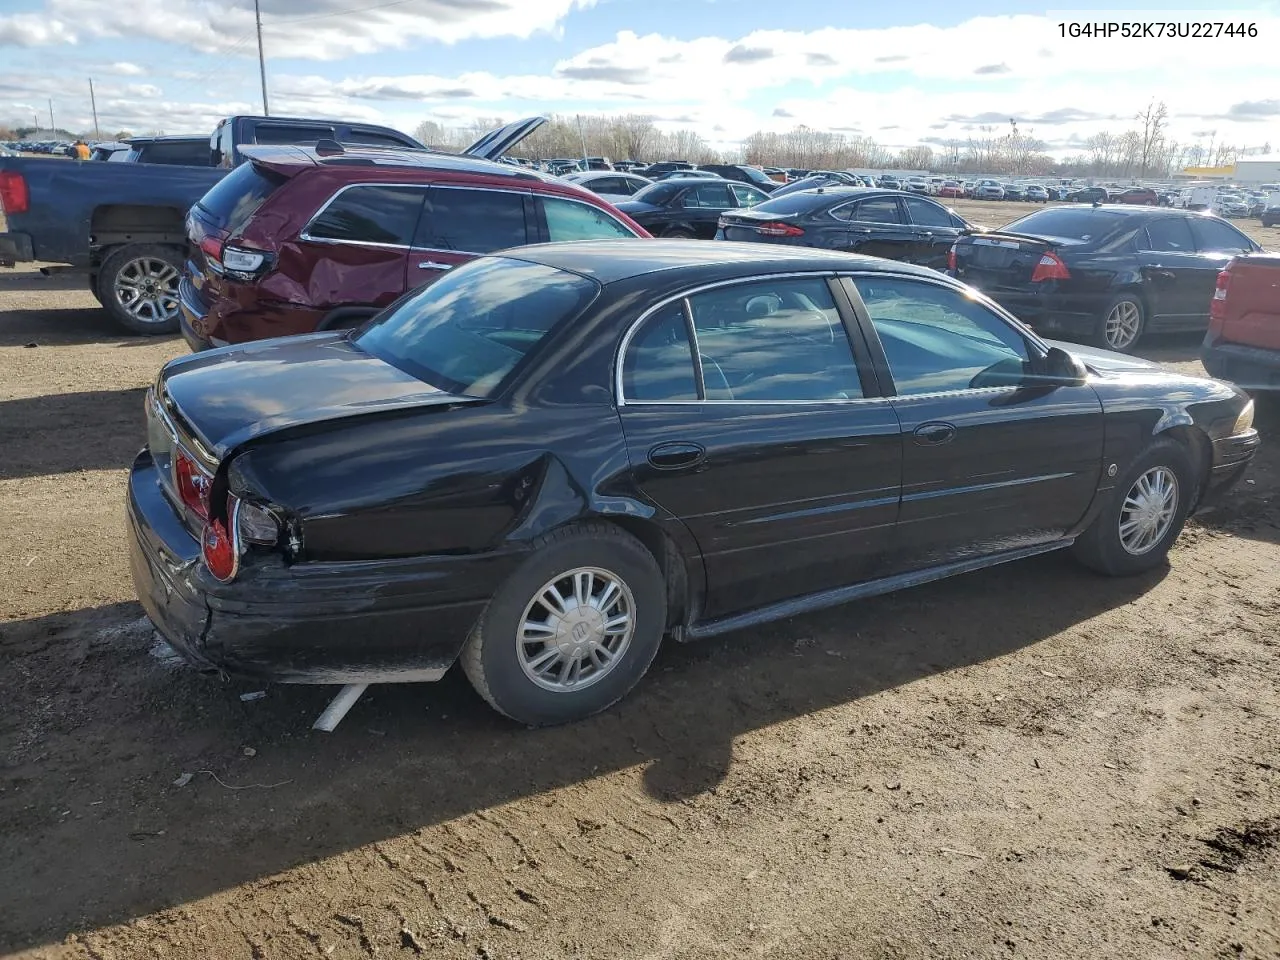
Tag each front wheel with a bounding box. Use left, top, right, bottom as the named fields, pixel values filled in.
left=96, top=244, right=183, bottom=335
left=1071, top=439, right=1196, bottom=576
left=461, top=522, right=666, bottom=726
left=1093, top=294, right=1146, bottom=353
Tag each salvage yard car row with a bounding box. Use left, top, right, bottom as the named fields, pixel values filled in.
left=0, top=110, right=1271, bottom=729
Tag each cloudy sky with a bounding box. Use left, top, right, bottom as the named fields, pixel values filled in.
left=2, top=0, right=1278, bottom=157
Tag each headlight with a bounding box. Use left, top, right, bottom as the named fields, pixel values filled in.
left=1233, top=399, right=1254, bottom=435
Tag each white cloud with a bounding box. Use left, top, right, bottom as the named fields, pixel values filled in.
left=108, top=61, right=144, bottom=76
left=1, top=0, right=598, bottom=59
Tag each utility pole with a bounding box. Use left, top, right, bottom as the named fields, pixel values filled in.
left=88, top=78, right=101, bottom=139
left=48, top=99, right=55, bottom=135
left=254, top=0, right=269, bottom=115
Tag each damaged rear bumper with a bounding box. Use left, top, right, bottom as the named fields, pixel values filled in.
left=127, top=450, right=504, bottom=684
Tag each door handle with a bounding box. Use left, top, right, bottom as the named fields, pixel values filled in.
left=851, top=227, right=872, bottom=234
left=921, top=231, right=934, bottom=237
left=417, top=261, right=452, bottom=270
left=912, top=422, right=956, bottom=446
left=647, top=441, right=706, bottom=470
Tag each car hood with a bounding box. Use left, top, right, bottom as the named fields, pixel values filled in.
left=1045, top=339, right=1160, bottom=374
left=159, top=333, right=475, bottom=459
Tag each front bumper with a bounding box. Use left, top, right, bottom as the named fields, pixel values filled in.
left=128, top=450, right=506, bottom=684
left=1201, top=339, right=1280, bottom=392
left=1199, top=428, right=1261, bottom=508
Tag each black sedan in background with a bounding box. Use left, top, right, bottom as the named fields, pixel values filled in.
left=949, top=205, right=1261, bottom=351
left=716, top=186, right=978, bottom=271
left=615, top=179, right=771, bottom=238
left=128, top=240, right=1257, bottom=727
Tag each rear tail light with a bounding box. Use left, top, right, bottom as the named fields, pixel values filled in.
left=201, top=498, right=280, bottom=582
left=1030, top=251, right=1070, bottom=282
left=0, top=171, right=29, bottom=215
left=175, top=449, right=212, bottom=520
left=198, top=235, right=224, bottom=270
left=1208, top=265, right=1232, bottom=335
left=202, top=503, right=239, bottom=583
left=221, top=245, right=270, bottom=280
left=946, top=246, right=957, bottom=271
left=754, top=221, right=805, bottom=237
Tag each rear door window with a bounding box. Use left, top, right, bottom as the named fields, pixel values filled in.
left=729, top=183, right=768, bottom=207
left=1140, top=217, right=1195, bottom=252
left=304, top=185, right=426, bottom=246
left=1188, top=217, right=1254, bottom=254
left=682, top=183, right=734, bottom=208
left=416, top=187, right=530, bottom=253
left=541, top=196, right=636, bottom=241
left=851, top=197, right=904, bottom=224
left=903, top=196, right=954, bottom=228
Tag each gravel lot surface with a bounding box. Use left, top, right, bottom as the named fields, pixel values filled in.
left=2, top=200, right=1278, bottom=960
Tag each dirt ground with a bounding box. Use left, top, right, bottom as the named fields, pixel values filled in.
left=2, top=201, right=1278, bottom=960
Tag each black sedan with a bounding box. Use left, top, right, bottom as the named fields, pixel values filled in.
left=615, top=179, right=771, bottom=238
left=128, top=241, right=1259, bottom=726
left=1068, top=186, right=1109, bottom=203
left=949, top=205, right=1261, bottom=351
left=716, top=187, right=977, bottom=271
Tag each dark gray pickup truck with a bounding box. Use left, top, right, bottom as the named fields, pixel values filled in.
left=0, top=115, right=423, bottom=333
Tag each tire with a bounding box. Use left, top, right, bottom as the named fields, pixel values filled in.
left=96, top=243, right=183, bottom=335
left=1092, top=293, right=1146, bottom=353
left=1071, top=438, right=1196, bottom=577
left=663, top=227, right=696, bottom=239
left=461, top=522, right=667, bottom=726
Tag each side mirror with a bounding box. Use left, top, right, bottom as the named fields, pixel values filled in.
left=1042, top=346, right=1088, bottom=386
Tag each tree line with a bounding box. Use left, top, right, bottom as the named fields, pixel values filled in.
left=416, top=101, right=1271, bottom=179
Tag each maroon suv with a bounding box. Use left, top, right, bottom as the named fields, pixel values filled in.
left=180, top=118, right=650, bottom=350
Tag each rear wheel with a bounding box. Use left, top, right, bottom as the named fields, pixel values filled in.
left=461, top=522, right=666, bottom=726
left=1071, top=439, right=1195, bottom=576
left=1093, top=293, right=1146, bottom=352
left=663, top=227, right=696, bottom=239
left=96, top=244, right=183, bottom=335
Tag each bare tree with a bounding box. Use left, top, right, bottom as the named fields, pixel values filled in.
left=1135, top=99, right=1169, bottom=177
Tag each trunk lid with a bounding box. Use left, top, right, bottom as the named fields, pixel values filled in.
left=461, top=117, right=547, bottom=161
left=158, top=332, right=476, bottom=459
left=952, top=231, right=1081, bottom=292
left=718, top=206, right=806, bottom=242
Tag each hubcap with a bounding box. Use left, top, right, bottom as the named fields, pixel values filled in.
left=115, top=257, right=179, bottom=325
left=1118, top=466, right=1179, bottom=555
left=517, top=567, right=635, bottom=693
left=1104, top=300, right=1142, bottom=349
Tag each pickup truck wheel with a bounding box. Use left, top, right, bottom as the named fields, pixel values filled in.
left=1071, top=439, right=1195, bottom=577
left=461, top=522, right=666, bottom=727
left=97, top=244, right=183, bottom=335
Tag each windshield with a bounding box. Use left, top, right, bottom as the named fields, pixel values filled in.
left=1000, top=207, right=1125, bottom=242
left=354, top=257, right=600, bottom=397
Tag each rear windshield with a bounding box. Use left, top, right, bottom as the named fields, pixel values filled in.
left=196, top=162, right=287, bottom=232
left=354, top=257, right=600, bottom=398
left=1000, top=207, right=1125, bottom=242
left=750, top=191, right=847, bottom=215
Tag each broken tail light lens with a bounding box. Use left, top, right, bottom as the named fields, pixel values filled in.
left=236, top=501, right=280, bottom=545
left=202, top=502, right=239, bottom=583
left=946, top=246, right=958, bottom=271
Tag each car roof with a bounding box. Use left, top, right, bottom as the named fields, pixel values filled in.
left=237, top=144, right=556, bottom=183
left=126, top=134, right=208, bottom=145
left=497, top=238, right=945, bottom=285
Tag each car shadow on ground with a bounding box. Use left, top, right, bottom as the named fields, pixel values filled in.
left=0, top=554, right=1166, bottom=951
left=1131, top=332, right=1204, bottom=365
left=0, top=389, right=147, bottom=480
left=0, top=307, right=179, bottom=348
